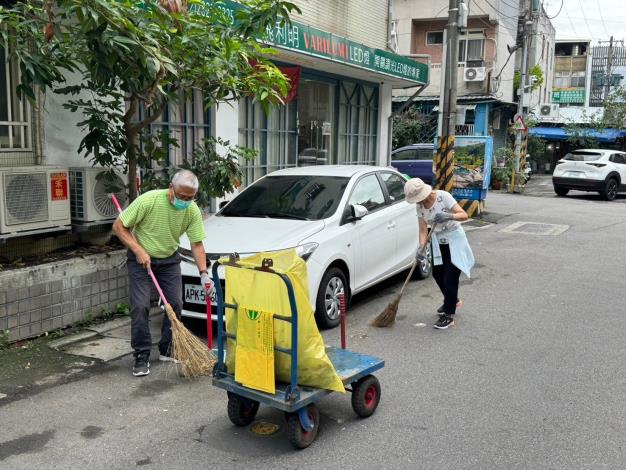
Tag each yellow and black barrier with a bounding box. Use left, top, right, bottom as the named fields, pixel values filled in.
left=435, top=135, right=455, bottom=192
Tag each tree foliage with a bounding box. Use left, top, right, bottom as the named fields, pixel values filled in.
left=392, top=109, right=436, bottom=149
left=0, top=0, right=300, bottom=200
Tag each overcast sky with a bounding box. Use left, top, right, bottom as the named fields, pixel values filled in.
left=544, top=0, right=626, bottom=43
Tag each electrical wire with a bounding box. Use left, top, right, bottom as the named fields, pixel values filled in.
left=563, top=4, right=581, bottom=39
left=546, top=0, right=564, bottom=19
left=577, top=0, right=596, bottom=40
left=596, top=0, right=611, bottom=39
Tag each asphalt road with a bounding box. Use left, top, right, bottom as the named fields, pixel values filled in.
left=2, top=190, right=626, bottom=469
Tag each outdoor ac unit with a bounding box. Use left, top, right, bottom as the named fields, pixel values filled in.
left=0, top=166, right=71, bottom=235
left=464, top=66, right=486, bottom=82
left=540, top=103, right=560, bottom=119
left=69, top=167, right=128, bottom=222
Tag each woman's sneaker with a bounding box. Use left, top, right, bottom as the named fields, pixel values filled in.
left=434, top=314, right=455, bottom=330
left=437, top=299, right=463, bottom=314
left=132, top=352, right=150, bottom=377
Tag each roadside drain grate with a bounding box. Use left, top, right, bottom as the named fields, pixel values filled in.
left=499, top=221, right=570, bottom=236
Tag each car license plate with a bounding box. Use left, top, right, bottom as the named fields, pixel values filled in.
left=184, top=283, right=217, bottom=306
left=565, top=171, right=583, bottom=178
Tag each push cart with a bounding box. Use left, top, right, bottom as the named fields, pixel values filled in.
left=211, top=256, right=385, bottom=449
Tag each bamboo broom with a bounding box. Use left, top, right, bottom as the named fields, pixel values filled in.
left=370, top=224, right=437, bottom=328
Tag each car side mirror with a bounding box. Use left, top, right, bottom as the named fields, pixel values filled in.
left=350, top=204, right=368, bottom=221
left=218, top=200, right=229, bottom=210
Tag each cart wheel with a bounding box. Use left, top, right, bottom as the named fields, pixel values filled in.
left=351, top=375, right=381, bottom=418
left=227, top=393, right=259, bottom=427
left=286, top=404, right=320, bottom=449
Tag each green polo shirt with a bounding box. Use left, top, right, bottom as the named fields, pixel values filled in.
left=119, top=189, right=206, bottom=259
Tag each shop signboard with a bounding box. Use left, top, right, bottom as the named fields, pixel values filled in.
left=190, top=0, right=429, bottom=85
left=449, top=136, right=493, bottom=201
left=552, top=88, right=585, bottom=104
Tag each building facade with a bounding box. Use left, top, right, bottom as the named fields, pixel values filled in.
left=392, top=0, right=555, bottom=150
left=552, top=40, right=592, bottom=109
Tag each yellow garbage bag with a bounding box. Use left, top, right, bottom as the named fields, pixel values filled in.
left=234, top=308, right=276, bottom=394
left=224, top=250, right=344, bottom=393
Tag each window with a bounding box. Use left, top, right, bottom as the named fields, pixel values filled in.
left=610, top=154, right=626, bottom=164
left=391, top=149, right=417, bottom=161
left=0, top=43, right=32, bottom=155
left=238, top=98, right=298, bottom=186
left=135, top=89, right=211, bottom=167
left=458, top=30, right=485, bottom=63
left=417, top=148, right=435, bottom=160
left=380, top=172, right=407, bottom=202
left=426, top=32, right=444, bottom=45
left=219, top=175, right=349, bottom=221
left=337, top=82, right=379, bottom=165
left=348, top=174, right=385, bottom=212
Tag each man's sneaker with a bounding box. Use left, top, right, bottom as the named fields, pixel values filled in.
left=158, top=352, right=180, bottom=364
left=437, top=299, right=463, bottom=314
left=132, top=353, right=150, bottom=377
left=434, top=314, right=455, bottom=330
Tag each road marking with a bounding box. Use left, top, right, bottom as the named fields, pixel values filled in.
left=499, top=221, right=570, bottom=236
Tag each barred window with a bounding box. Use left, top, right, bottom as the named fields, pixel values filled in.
left=0, top=43, right=33, bottom=161
left=238, top=98, right=297, bottom=186
left=337, top=82, right=378, bottom=165
left=135, top=89, right=211, bottom=167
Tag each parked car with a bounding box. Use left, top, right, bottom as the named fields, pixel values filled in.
left=390, top=143, right=435, bottom=184
left=552, top=149, right=626, bottom=201
left=178, top=165, right=432, bottom=329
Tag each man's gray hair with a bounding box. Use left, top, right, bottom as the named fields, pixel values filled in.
left=171, top=170, right=199, bottom=190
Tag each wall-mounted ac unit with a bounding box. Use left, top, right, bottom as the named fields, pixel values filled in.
left=0, top=166, right=71, bottom=235
left=69, top=167, right=128, bottom=222
left=540, top=103, right=560, bottom=119
left=464, top=66, right=486, bottom=82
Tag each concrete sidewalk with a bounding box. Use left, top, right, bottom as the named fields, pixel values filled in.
left=49, top=308, right=164, bottom=361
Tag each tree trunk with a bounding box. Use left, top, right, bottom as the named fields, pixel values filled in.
left=127, top=128, right=139, bottom=201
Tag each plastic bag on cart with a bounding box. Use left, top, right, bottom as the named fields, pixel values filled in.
left=234, top=308, right=275, bottom=394
left=223, top=250, right=344, bottom=393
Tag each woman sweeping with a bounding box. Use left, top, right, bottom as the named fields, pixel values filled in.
left=404, top=178, right=475, bottom=330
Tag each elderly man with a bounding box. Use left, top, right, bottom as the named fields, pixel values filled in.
left=113, top=170, right=209, bottom=377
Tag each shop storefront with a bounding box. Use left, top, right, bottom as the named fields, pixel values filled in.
left=207, top=0, right=429, bottom=186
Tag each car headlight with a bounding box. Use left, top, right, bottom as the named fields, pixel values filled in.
left=296, top=242, right=319, bottom=261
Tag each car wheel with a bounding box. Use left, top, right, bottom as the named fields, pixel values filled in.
left=412, top=240, right=432, bottom=280
left=554, top=186, right=569, bottom=197
left=315, top=267, right=347, bottom=329
left=600, top=177, right=618, bottom=201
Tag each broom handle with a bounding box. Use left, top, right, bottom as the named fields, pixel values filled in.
left=111, top=194, right=170, bottom=307
left=399, top=223, right=438, bottom=296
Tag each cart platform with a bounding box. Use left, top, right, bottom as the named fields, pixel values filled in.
left=213, top=346, right=384, bottom=413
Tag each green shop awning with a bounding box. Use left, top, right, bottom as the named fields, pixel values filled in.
left=190, top=1, right=429, bottom=88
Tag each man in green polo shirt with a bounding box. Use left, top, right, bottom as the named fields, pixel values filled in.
left=113, top=170, right=209, bottom=377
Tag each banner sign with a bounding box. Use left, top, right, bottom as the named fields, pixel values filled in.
left=190, top=0, right=429, bottom=85
left=449, top=136, right=494, bottom=202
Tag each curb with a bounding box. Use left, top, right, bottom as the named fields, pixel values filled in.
left=49, top=307, right=163, bottom=350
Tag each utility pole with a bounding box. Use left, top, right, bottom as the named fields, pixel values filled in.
left=435, top=0, right=462, bottom=192
left=512, top=1, right=535, bottom=192
left=604, top=36, right=614, bottom=102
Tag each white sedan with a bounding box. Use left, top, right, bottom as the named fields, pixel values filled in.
left=178, top=165, right=431, bottom=328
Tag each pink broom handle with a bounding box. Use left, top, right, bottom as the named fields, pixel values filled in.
left=111, top=194, right=170, bottom=306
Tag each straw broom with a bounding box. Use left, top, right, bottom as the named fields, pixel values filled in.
left=112, top=195, right=216, bottom=377
left=371, top=224, right=437, bottom=328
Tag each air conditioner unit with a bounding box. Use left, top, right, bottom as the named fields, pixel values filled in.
left=69, top=167, right=128, bottom=222
left=464, top=66, right=486, bottom=82
left=540, top=103, right=560, bottom=119
left=0, top=166, right=71, bottom=235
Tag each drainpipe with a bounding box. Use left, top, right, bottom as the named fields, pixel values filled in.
left=387, top=0, right=394, bottom=52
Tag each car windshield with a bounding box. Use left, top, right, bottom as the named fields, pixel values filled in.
left=564, top=151, right=603, bottom=162
left=219, top=175, right=350, bottom=221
